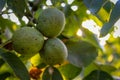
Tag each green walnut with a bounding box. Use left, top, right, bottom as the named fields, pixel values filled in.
left=12, top=27, right=44, bottom=58
left=40, top=38, right=68, bottom=65
left=36, top=8, right=65, bottom=38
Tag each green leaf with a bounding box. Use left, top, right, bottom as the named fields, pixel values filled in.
left=84, top=63, right=117, bottom=77
left=62, top=15, right=80, bottom=37
left=34, top=8, right=42, bottom=20
left=96, top=7, right=110, bottom=22
left=103, top=1, right=114, bottom=13
left=81, top=27, right=102, bottom=50
left=100, top=0, right=120, bottom=37
left=83, top=0, right=112, bottom=23
left=52, top=67, right=63, bottom=80
left=42, top=67, right=51, bottom=80
left=100, top=22, right=112, bottom=37
left=59, top=63, right=82, bottom=80
left=0, top=0, right=6, bottom=13
left=109, top=0, right=120, bottom=24
left=4, top=76, right=20, bottom=80
left=0, top=48, right=30, bottom=80
left=0, top=58, right=5, bottom=67
left=37, top=63, right=47, bottom=69
left=74, top=1, right=87, bottom=17
left=99, top=64, right=117, bottom=73
left=62, top=1, right=88, bottom=37
left=7, top=0, right=26, bottom=18
left=83, top=0, right=107, bottom=14
left=0, top=72, right=11, bottom=80
left=83, top=70, right=114, bottom=80
left=63, top=4, right=72, bottom=17
left=0, top=63, right=13, bottom=74
left=42, top=66, right=63, bottom=80
left=66, top=40, right=98, bottom=67
left=83, top=0, right=92, bottom=8
left=84, top=62, right=98, bottom=77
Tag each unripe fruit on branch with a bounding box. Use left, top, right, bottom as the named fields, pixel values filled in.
left=40, top=38, right=68, bottom=65
left=36, top=8, right=65, bottom=38
left=12, top=27, right=44, bottom=58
